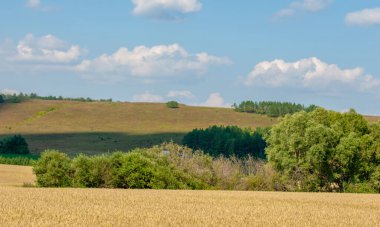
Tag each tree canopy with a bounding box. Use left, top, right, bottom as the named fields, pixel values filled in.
left=183, top=125, right=268, bottom=159
left=233, top=101, right=318, bottom=117
left=266, top=108, right=380, bottom=192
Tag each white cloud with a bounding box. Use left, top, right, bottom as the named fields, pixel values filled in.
left=0, top=34, right=83, bottom=75
left=275, top=0, right=332, bottom=18
left=198, top=93, right=230, bottom=108
left=167, top=90, right=195, bottom=99
left=346, top=8, right=380, bottom=26
left=244, top=57, right=380, bottom=95
left=131, top=0, right=202, bottom=19
left=0, top=88, right=20, bottom=95
left=133, top=91, right=163, bottom=102
left=26, top=0, right=41, bottom=8
left=76, top=43, right=230, bottom=82
left=13, top=34, right=82, bottom=63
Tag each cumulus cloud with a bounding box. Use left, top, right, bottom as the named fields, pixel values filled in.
left=167, top=90, right=195, bottom=99
left=131, top=0, right=202, bottom=20
left=275, top=0, right=332, bottom=18
left=196, top=93, right=230, bottom=108
left=12, top=34, right=82, bottom=63
left=346, top=8, right=380, bottom=26
left=26, top=0, right=41, bottom=8
left=76, top=43, right=230, bottom=82
left=244, top=57, right=380, bottom=95
left=0, top=34, right=83, bottom=74
left=133, top=91, right=163, bottom=102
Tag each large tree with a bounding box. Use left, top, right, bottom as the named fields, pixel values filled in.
left=266, top=108, right=380, bottom=192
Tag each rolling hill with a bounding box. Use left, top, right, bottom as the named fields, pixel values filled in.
left=0, top=99, right=279, bottom=155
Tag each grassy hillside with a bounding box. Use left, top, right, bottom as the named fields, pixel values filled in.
left=0, top=100, right=278, bottom=155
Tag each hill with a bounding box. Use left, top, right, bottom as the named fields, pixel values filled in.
left=0, top=100, right=278, bottom=155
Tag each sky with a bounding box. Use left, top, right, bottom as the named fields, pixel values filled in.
left=1, top=0, right=380, bottom=114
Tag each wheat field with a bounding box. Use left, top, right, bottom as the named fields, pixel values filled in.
left=0, top=164, right=35, bottom=187
left=0, top=164, right=379, bottom=226
left=0, top=187, right=379, bottom=226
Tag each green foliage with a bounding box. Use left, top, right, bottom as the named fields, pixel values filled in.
left=166, top=101, right=179, bottom=108
left=33, top=143, right=284, bottom=191
left=0, top=92, right=113, bottom=103
left=1, top=93, right=24, bottom=103
left=33, top=150, right=72, bottom=187
left=0, top=135, right=30, bottom=154
left=183, top=125, right=268, bottom=159
left=266, top=108, right=380, bottom=192
left=233, top=100, right=317, bottom=117
left=0, top=155, right=37, bottom=166
left=71, top=154, right=113, bottom=188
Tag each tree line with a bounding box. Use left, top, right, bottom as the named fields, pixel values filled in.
left=183, top=126, right=268, bottom=159
left=0, top=92, right=113, bottom=104
left=233, top=100, right=318, bottom=117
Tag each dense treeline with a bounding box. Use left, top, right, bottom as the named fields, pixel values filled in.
left=0, top=135, right=30, bottom=155
left=183, top=126, right=268, bottom=159
left=0, top=92, right=112, bottom=104
left=33, top=143, right=285, bottom=190
left=233, top=101, right=318, bottom=117
left=266, top=108, right=380, bottom=193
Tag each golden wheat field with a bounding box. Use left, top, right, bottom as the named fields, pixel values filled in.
left=0, top=164, right=35, bottom=187
left=0, top=187, right=380, bottom=226
left=0, top=164, right=379, bottom=226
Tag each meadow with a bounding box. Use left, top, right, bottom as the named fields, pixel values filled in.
left=0, top=99, right=277, bottom=155
left=0, top=186, right=379, bottom=226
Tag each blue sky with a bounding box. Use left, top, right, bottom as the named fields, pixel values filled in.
left=1, top=0, right=380, bottom=114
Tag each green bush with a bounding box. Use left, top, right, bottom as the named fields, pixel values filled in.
left=32, top=143, right=292, bottom=191
left=0, top=135, right=30, bottom=154
left=33, top=150, right=72, bottom=187
left=166, top=101, right=179, bottom=108
left=71, top=154, right=113, bottom=188
left=345, top=183, right=377, bottom=194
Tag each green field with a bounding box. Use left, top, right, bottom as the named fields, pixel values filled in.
left=0, top=99, right=280, bottom=155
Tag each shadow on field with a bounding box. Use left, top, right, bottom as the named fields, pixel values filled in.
left=1, top=132, right=186, bottom=156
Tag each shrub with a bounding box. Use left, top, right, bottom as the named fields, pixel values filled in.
left=166, top=101, right=179, bottom=108
left=345, top=183, right=377, bottom=194
left=0, top=135, right=30, bottom=154
left=71, top=154, right=113, bottom=188
left=33, top=150, right=72, bottom=187
left=33, top=143, right=291, bottom=191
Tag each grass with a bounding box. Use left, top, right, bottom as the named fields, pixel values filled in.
left=0, top=100, right=278, bottom=155
left=0, top=164, right=36, bottom=187
left=1, top=99, right=379, bottom=155
left=0, top=154, right=39, bottom=166
left=0, top=187, right=379, bottom=226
